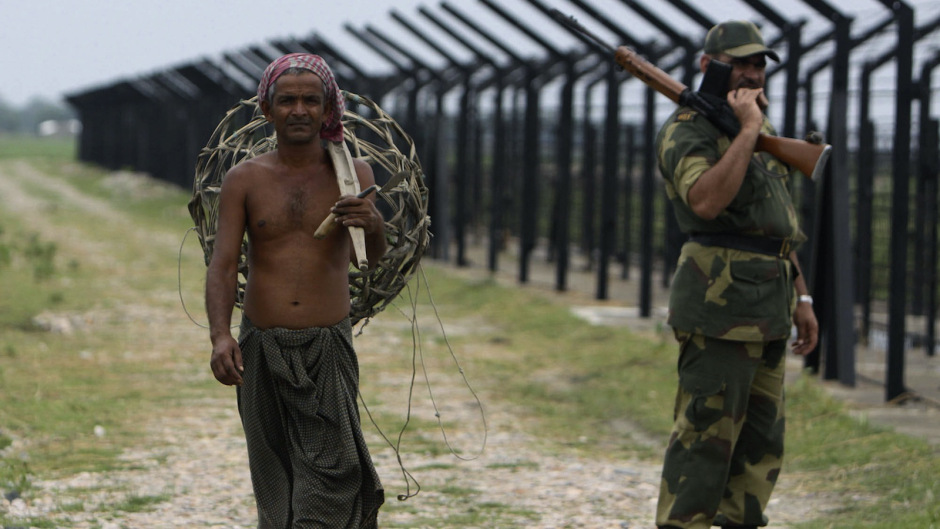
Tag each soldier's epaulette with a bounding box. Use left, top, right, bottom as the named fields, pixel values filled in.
left=674, top=109, right=698, bottom=123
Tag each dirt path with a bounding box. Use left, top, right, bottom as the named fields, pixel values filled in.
left=0, top=160, right=830, bottom=528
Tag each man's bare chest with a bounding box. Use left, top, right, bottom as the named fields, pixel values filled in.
left=247, top=177, right=340, bottom=234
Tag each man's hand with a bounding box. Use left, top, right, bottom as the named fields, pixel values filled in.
left=791, top=302, right=819, bottom=356
left=210, top=335, right=244, bottom=386
left=727, top=87, right=765, bottom=134
left=330, top=194, right=384, bottom=234
left=686, top=87, right=765, bottom=220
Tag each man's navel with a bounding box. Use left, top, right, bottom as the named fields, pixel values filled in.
left=257, top=220, right=266, bottom=227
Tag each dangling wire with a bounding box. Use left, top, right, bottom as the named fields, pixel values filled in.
left=414, top=265, right=488, bottom=462
left=358, top=263, right=488, bottom=502
left=178, top=227, right=240, bottom=331
left=178, top=227, right=208, bottom=329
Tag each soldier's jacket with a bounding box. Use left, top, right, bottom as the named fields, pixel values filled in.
left=656, top=106, right=805, bottom=342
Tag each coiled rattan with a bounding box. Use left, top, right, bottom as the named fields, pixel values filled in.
left=188, top=92, right=430, bottom=325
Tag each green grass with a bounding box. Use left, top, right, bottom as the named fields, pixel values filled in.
left=111, top=492, right=173, bottom=513
left=405, top=268, right=676, bottom=457
left=0, top=138, right=938, bottom=528
left=0, top=223, right=69, bottom=327
left=407, top=268, right=940, bottom=528
left=0, top=135, right=75, bottom=160
left=784, top=376, right=940, bottom=528
left=0, top=141, right=204, bottom=527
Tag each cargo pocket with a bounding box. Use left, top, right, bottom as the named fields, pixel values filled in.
left=679, top=373, right=725, bottom=432
left=727, top=259, right=781, bottom=318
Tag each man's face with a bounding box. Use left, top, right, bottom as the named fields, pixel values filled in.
left=260, top=72, right=328, bottom=145
left=716, top=53, right=767, bottom=92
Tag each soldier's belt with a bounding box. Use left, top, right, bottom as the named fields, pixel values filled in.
left=688, top=232, right=792, bottom=259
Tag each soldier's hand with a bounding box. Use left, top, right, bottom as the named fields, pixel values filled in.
left=791, top=302, right=819, bottom=356
left=727, top=87, right=764, bottom=134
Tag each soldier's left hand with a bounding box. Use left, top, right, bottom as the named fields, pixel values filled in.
left=791, top=302, right=819, bottom=355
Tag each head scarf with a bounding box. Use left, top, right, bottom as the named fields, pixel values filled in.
left=257, top=53, right=345, bottom=142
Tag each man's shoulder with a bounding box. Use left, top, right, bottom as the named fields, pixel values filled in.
left=224, top=152, right=276, bottom=182
left=658, top=107, right=718, bottom=155
left=671, top=107, right=701, bottom=124
left=658, top=106, right=725, bottom=157
left=351, top=156, right=371, bottom=172
left=659, top=107, right=713, bottom=139
left=665, top=106, right=724, bottom=134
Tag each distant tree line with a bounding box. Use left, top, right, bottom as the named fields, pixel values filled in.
left=0, top=96, right=76, bottom=135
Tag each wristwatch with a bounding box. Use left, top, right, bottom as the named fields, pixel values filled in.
left=798, top=294, right=814, bottom=306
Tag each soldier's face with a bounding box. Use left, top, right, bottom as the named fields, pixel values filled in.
left=717, top=53, right=767, bottom=91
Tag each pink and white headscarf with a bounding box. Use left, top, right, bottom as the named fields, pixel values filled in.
left=257, top=53, right=345, bottom=142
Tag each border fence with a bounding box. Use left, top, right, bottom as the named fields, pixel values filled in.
left=66, top=0, right=940, bottom=403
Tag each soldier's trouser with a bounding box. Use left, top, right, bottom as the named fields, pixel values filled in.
left=655, top=331, right=787, bottom=529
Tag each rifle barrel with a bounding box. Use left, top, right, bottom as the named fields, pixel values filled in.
left=551, top=8, right=831, bottom=180
left=614, top=47, right=686, bottom=103
left=548, top=9, right=616, bottom=54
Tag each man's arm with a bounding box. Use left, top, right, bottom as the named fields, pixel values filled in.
left=789, top=250, right=819, bottom=356
left=686, top=88, right=765, bottom=220
left=205, top=168, right=248, bottom=386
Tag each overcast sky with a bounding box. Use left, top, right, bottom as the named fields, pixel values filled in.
left=1, top=0, right=937, bottom=108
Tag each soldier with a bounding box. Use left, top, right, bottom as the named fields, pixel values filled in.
left=654, top=21, right=818, bottom=529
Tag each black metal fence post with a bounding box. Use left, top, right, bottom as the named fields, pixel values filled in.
left=802, top=0, right=857, bottom=388
left=878, top=0, right=915, bottom=401
left=418, top=6, right=518, bottom=273
left=392, top=9, right=487, bottom=267
left=918, top=52, right=940, bottom=357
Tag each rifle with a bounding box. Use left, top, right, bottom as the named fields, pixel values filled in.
left=550, top=10, right=831, bottom=180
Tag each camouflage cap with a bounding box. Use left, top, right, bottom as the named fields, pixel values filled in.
left=704, top=20, right=780, bottom=62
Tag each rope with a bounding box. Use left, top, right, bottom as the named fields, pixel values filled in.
left=413, top=265, right=488, bottom=462
left=357, top=263, right=489, bottom=502
left=178, top=226, right=208, bottom=329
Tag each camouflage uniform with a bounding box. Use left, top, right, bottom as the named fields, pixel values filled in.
left=654, top=103, right=803, bottom=529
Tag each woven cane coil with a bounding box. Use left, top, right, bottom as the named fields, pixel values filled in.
left=188, top=92, right=430, bottom=325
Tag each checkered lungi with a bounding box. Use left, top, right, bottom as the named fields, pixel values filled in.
left=236, top=316, right=384, bottom=528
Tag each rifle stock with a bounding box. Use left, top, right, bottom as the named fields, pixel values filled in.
left=614, top=46, right=831, bottom=180
left=756, top=135, right=831, bottom=181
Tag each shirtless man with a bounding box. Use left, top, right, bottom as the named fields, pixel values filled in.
left=205, top=53, right=385, bottom=529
